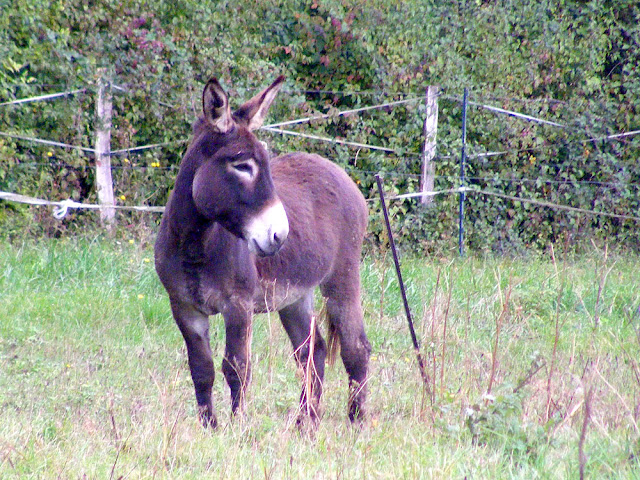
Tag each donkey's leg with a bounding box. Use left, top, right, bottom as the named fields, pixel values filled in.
left=278, top=291, right=327, bottom=426
left=171, top=299, right=217, bottom=428
left=327, top=298, right=371, bottom=422
left=221, top=303, right=253, bottom=415
left=322, top=275, right=371, bottom=423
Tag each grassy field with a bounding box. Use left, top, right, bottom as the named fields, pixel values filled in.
left=1, top=237, right=639, bottom=479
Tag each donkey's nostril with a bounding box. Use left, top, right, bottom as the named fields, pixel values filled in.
left=271, top=225, right=288, bottom=250
left=272, top=231, right=285, bottom=249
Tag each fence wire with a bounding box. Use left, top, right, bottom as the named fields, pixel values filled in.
left=3, top=185, right=638, bottom=223
left=2, top=79, right=639, bottom=232
left=0, top=88, right=87, bottom=107
left=7, top=160, right=640, bottom=193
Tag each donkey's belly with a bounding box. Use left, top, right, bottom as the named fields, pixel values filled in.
left=196, top=273, right=311, bottom=316
left=253, top=278, right=312, bottom=313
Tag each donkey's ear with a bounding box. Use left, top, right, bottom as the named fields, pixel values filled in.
left=202, top=78, right=234, bottom=133
left=234, top=76, right=285, bottom=131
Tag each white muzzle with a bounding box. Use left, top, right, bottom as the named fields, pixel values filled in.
left=244, top=200, right=289, bottom=256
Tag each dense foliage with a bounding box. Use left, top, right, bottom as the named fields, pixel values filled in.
left=1, top=0, right=638, bottom=252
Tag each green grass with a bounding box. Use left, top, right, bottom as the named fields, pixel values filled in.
left=1, top=238, right=639, bottom=478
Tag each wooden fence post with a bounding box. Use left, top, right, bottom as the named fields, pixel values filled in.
left=420, top=85, right=439, bottom=205
left=94, top=69, right=115, bottom=230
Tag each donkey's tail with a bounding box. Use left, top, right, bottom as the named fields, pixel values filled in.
left=320, top=302, right=340, bottom=367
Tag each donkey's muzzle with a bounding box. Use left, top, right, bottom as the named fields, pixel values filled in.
left=245, top=200, right=289, bottom=257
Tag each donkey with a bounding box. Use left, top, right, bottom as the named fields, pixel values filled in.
left=155, top=76, right=371, bottom=428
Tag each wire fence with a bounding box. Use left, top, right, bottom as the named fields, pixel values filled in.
left=1, top=80, right=639, bottom=235
left=6, top=160, right=640, bottom=193
left=4, top=185, right=639, bottom=224
left=3, top=84, right=637, bottom=159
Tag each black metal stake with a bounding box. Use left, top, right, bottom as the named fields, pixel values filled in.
left=458, top=87, right=469, bottom=257
left=375, top=174, right=432, bottom=399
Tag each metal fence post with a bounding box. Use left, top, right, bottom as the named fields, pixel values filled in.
left=375, top=174, right=432, bottom=398
left=458, top=88, right=468, bottom=257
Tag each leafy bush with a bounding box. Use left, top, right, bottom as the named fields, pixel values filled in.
left=1, top=0, right=638, bottom=251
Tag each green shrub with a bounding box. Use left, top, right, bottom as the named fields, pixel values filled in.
left=1, top=0, right=638, bottom=251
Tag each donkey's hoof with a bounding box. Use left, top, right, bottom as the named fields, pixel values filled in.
left=198, top=406, right=218, bottom=429
left=348, top=404, right=366, bottom=425
left=296, top=414, right=319, bottom=437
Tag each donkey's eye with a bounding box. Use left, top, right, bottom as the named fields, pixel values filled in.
left=234, top=163, right=253, bottom=174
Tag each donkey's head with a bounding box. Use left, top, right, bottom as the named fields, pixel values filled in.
left=191, top=76, right=289, bottom=256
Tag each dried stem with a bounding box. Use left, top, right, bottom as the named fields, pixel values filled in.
left=594, top=365, right=639, bottom=434
left=304, top=314, right=317, bottom=418
left=487, top=278, right=511, bottom=396
left=429, top=269, right=441, bottom=405
left=109, top=430, right=132, bottom=480
left=379, top=249, right=388, bottom=324
left=549, top=243, right=558, bottom=278
left=579, top=384, right=594, bottom=480
left=439, top=279, right=453, bottom=400
left=546, top=276, right=564, bottom=422
left=594, top=242, right=607, bottom=320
